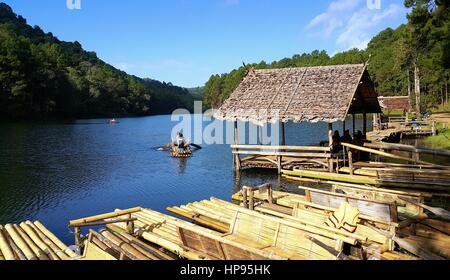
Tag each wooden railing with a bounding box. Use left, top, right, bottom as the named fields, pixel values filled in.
left=231, top=145, right=332, bottom=173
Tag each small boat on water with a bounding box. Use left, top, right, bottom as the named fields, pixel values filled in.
left=109, top=118, right=118, bottom=124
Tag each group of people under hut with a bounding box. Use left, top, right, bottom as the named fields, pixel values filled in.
left=331, top=129, right=369, bottom=161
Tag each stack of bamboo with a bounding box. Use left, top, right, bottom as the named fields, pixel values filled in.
left=69, top=207, right=215, bottom=260
left=231, top=185, right=450, bottom=260
left=0, top=221, right=77, bottom=260
left=80, top=227, right=176, bottom=260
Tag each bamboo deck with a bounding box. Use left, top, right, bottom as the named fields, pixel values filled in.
left=228, top=186, right=449, bottom=260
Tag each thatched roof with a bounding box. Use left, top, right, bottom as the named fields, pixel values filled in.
left=214, top=64, right=381, bottom=125
left=378, top=96, right=412, bottom=111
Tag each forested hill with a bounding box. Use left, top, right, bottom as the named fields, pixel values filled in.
left=0, top=3, right=199, bottom=120
left=204, top=0, right=450, bottom=112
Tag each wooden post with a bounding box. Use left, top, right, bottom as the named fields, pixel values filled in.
left=127, top=214, right=134, bottom=235
left=242, top=188, right=248, bottom=209
left=279, top=121, right=285, bottom=175
left=348, top=150, right=354, bottom=175
left=363, top=113, right=367, bottom=136
left=74, top=227, right=81, bottom=248
left=281, top=122, right=286, bottom=146
left=432, top=121, right=436, bottom=136
left=343, top=120, right=346, bottom=135
left=268, top=186, right=274, bottom=204
left=234, top=121, right=241, bottom=172
left=328, top=123, right=334, bottom=173
left=328, top=123, right=333, bottom=147
left=248, top=189, right=254, bottom=211
left=352, top=114, right=356, bottom=136
left=277, top=155, right=282, bottom=175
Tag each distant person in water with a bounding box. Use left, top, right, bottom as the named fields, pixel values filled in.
left=332, top=130, right=342, bottom=154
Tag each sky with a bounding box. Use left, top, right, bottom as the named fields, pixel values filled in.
left=2, top=0, right=409, bottom=88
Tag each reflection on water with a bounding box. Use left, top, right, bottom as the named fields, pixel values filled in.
left=0, top=115, right=371, bottom=244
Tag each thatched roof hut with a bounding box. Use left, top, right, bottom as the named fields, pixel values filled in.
left=378, top=96, right=412, bottom=112
left=214, top=64, right=381, bottom=125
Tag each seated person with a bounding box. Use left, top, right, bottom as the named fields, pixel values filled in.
left=331, top=130, right=342, bottom=154
left=173, top=132, right=187, bottom=149
left=341, top=130, right=353, bottom=144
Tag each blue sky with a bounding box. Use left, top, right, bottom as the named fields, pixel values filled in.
left=2, top=0, right=409, bottom=87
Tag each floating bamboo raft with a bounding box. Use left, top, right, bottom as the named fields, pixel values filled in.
left=0, top=221, right=77, bottom=260
left=171, top=146, right=192, bottom=158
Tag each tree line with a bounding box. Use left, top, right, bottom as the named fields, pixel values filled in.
left=204, top=0, right=450, bottom=113
left=0, top=3, right=199, bottom=120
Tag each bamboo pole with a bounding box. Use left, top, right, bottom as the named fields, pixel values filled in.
left=0, top=225, right=16, bottom=260
left=25, top=221, right=69, bottom=260
left=19, top=222, right=59, bottom=260
left=234, top=121, right=241, bottom=172
left=348, top=150, right=354, bottom=175
left=34, top=221, right=78, bottom=258
left=328, top=123, right=333, bottom=147
left=364, top=142, right=450, bottom=158
left=4, top=230, right=26, bottom=260
left=13, top=224, right=49, bottom=260
left=99, top=229, right=149, bottom=260
left=113, top=221, right=208, bottom=260
left=69, top=207, right=142, bottom=227
left=4, top=224, right=37, bottom=260
left=107, top=224, right=174, bottom=260
left=342, top=142, right=436, bottom=165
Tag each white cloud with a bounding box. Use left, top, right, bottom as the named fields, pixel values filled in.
left=336, top=3, right=404, bottom=50
left=305, top=0, right=361, bottom=37
left=305, top=0, right=407, bottom=52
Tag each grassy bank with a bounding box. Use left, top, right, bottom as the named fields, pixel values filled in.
left=425, top=127, right=450, bottom=149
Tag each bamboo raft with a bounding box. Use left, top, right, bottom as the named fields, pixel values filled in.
left=0, top=221, right=77, bottom=260
left=171, top=146, right=192, bottom=158
left=228, top=184, right=449, bottom=260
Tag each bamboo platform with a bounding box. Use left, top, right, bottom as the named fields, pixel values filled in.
left=0, top=221, right=77, bottom=260
left=229, top=184, right=450, bottom=260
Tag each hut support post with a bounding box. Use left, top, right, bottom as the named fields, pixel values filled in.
left=363, top=113, right=367, bottom=136
left=348, top=150, right=354, bottom=175
left=279, top=121, right=285, bottom=175
left=328, top=123, right=334, bottom=173
left=234, top=121, right=241, bottom=172
left=328, top=123, right=333, bottom=147
left=343, top=120, right=346, bottom=135
left=352, top=114, right=356, bottom=136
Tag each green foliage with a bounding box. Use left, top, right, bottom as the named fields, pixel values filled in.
left=425, top=128, right=450, bottom=149
left=203, top=0, right=450, bottom=112
left=0, top=3, right=196, bottom=120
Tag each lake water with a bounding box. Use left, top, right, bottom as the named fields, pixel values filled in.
left=0, top=115, right=372, bottom=244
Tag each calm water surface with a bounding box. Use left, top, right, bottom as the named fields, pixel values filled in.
left=0, top=115, right=371, bottom=244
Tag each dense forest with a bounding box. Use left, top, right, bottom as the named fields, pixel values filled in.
left=204, top=0, right=450, bottom=113
left=0, top=3, right=199, bottom=120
